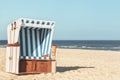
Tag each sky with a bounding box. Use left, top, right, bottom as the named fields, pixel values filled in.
left=0, top=0, right=120, bottom=40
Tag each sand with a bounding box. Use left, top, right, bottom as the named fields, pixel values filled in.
left=0, top=48, right=120, bottom=80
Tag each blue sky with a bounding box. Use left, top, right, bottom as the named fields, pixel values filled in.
left=0, top=0, right=120, bottom=40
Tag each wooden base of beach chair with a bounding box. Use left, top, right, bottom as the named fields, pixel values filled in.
left=18, top=60, right=56, bottom=74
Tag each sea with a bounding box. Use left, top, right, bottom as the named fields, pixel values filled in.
left=0, top=40, right=120, bottom=51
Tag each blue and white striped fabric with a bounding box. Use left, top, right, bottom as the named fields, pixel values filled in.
left=19, top=26, right=53, bottom=60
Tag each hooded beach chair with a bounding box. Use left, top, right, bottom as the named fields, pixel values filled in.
left=6, top=18, right=56, bottom=74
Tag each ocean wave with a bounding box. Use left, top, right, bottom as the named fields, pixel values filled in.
left=0, top=45, right=6, bottom=48
left=112, top=47, right=120, bottom=49
left=58, top=45, right=120, bottom=51
left=59, top=45, right=78, bottom=49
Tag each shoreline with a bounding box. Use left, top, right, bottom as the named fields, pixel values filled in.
left=1, top=47, right=120, bottom=52
left=57, top=48, right=120, bottom=52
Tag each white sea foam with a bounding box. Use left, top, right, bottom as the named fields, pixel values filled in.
left=0, top=45, right=6, bottom=48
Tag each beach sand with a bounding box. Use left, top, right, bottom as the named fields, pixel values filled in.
left=0, top=48, right=120, bottom=80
